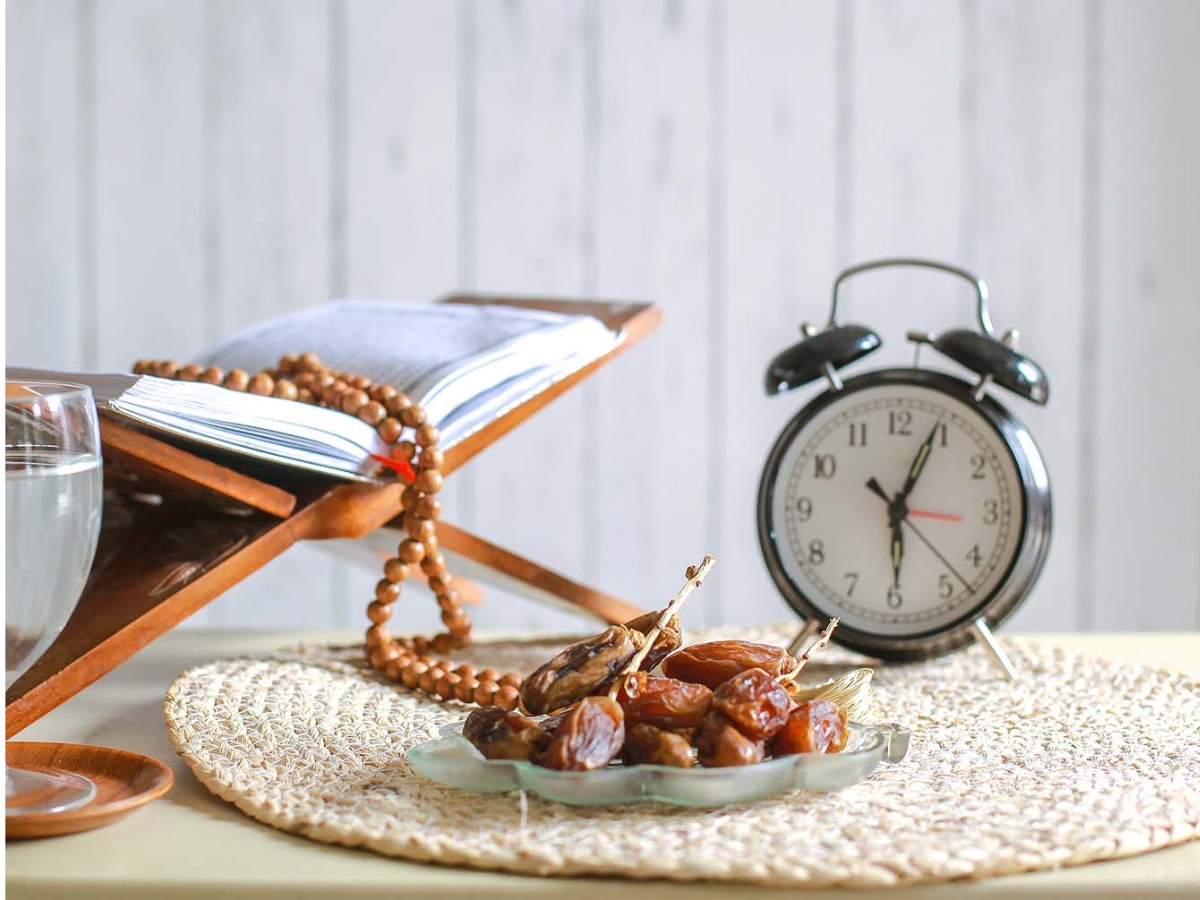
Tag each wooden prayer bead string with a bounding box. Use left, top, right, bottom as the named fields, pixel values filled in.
left=132, top=352, right=525, bottom=710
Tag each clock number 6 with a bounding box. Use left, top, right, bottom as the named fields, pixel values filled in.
left=886, top=585, right=903, bottom=608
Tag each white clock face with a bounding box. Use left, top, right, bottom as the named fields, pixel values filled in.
left=767, top=382, right=1025, bottom=636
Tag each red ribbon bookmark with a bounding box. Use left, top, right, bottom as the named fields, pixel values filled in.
left=370, top=453, right=415, bottom=482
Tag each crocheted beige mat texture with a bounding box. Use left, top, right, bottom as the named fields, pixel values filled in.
left=164, top=626, right=1200, bottom=888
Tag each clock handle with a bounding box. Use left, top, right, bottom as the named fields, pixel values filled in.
left=827, top=258, right=996, bottom=338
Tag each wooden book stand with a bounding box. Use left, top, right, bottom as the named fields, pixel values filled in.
left=5, top=296, right=659, bottom=735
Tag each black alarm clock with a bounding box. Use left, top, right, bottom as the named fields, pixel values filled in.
left=757, top=259, right=1051, bottom=679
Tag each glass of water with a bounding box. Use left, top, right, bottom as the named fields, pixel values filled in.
left=5, top=381, right=103, bottom=815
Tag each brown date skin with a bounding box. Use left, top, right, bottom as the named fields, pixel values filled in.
left=615, top=672, right=713, bottom=730
left=623, top=610, right=683, bottom=672
left=520, top=626, right=641, bottom=715
left=536, top=696, right=626, bottom=771
left=462, top=706, right=551, bottom=761
left=622, top=724, right=695, bottom=768
left=661, top=640, right=798, bottom=689
left=694, top=711, right=765, bottom=768
left=538, top=708, right=571, bottom=734
left=770, top=700, right=848, bottom=756
left=711, top=667, right=793, bottom=741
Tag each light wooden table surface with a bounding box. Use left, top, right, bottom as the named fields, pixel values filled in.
left=6, top=631, right=1199, bottom=900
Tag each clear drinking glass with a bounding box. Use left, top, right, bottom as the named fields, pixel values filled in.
left=5, top=381, right=104, bottom=815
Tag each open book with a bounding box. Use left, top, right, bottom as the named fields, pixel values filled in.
left=9, top=300, right=622, bottom=482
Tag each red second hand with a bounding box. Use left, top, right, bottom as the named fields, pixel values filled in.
left=908, top=509, right=963, bottom=523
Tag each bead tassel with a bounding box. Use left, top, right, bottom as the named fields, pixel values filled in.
left=134, top=353, right=523, bottom=708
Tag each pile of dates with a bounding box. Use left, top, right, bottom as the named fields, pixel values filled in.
left=462, top=613, right=848, bottom=771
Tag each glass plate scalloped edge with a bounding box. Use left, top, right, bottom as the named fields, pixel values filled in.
left=407, top=721, right=911, bottom=808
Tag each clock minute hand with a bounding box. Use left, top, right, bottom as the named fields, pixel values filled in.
left=900, top=423, right=941, bottom=501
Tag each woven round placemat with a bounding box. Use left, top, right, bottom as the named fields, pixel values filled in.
left=164, top=626, right=1200, bottom=888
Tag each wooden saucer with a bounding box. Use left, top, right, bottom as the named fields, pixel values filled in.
left=6, top=742, right=173, bottom=839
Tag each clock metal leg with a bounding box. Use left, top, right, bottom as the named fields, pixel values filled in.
left=970, top=617, right=1018, bottom=681
left=785, top=619, right=822, bottom=657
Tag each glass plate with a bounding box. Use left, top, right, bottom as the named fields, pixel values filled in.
left=407, top=720, right=911, bottom=808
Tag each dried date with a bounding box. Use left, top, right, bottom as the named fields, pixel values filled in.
left=622, top=724, right=694, bottom=768
left=710, top=667, right=793, bottom=740
left=615, top=672, right=713, bottom=729
left=661, top=639, right=798, bottom=689
left=770, top=699, right=848, bottom=756
left=694, top=711, right=765, bottom=768
left=536, top=696, right=626, bottom=771
left=538, top=707, right=571, bottom=735
left=462, top=706, right=551, bottom=761
left=520, top=625, right=642, bottom=715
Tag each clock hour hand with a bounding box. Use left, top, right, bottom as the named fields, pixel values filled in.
left=865, top=477, right=891, bottom=505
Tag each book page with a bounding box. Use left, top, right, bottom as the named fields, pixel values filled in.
left=201, top=300, right=612, bottom=404
left=5, top=367, right=389, bottom=481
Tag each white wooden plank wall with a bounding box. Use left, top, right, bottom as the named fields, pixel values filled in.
left=968, top=0, right=1087, bottom=632
left=720, top=0, right=838, bottom=627
left=465, top=0, right=594, bottom=634
left=7, top=0, right=84, bottom=370
left=6, top=0, right=1200, bottom=634
left=593, top=1, right=714, bottom=621
left=195, top=0, right=337, bottom=628
left=1092, top=1, right=1200, bottom=631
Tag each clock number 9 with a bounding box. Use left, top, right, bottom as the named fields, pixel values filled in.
left=795, top=496, right=813, bottom=521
